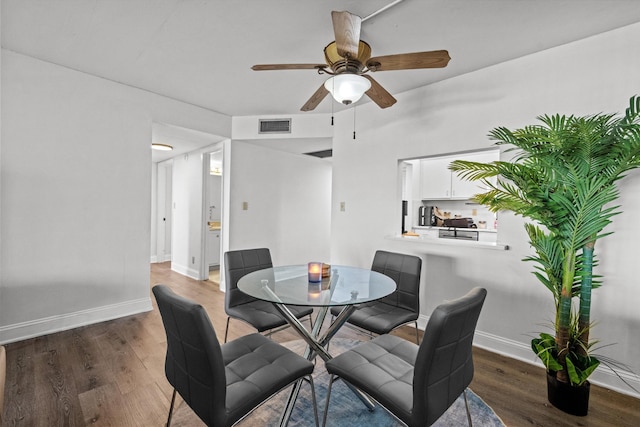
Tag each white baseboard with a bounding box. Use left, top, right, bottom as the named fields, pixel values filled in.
left=417, top=314, right=429, bottom=330
left=170, top=262, right=201, bottom=280
left=150, top=254, right=172, bottom=263
left=0, top=297, right=153, bottom=345
left=417, top=314, right=640, bottom=399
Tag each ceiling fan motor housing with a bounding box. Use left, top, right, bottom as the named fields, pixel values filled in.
left=324, top=40, right=371, bottom=74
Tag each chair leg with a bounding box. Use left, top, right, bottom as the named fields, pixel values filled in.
left=166, top=388, right=177, bottom=427
left=414, top=320, right=420, bottom=345
left=322, top=375, right=337, bottom=427
left=306, top=375, right=319, bottom=427
left=463, top=389, right=473, bottom=427
left=224, top=317, right=231, bottom=343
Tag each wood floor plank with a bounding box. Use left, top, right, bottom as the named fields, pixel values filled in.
left=78, top=383, right=135, bottom=426
left=3, top=339, right=36, bottom=425
left=118, top=381, right=170, bottom=427
left=1, top=261, right=639, bottom=426
left=93, top=320, right=152, bottom=397
left=32, top=331, right=85, bottom=426
left=167, top=396, right=206, bottom=427
left=66, top=327, right=108, bottom=395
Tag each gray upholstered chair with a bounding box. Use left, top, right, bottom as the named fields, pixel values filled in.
left=223, top=248, right=313, bottom=342
left=323, top=287, right=487, bottom=427
left=153, top=284, right=318, bottom=427
left=331, top=250, right=422, bottom=344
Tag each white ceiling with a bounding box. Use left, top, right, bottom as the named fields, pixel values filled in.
left=152, top=122, right=225, bottom=162
left=3, top=0, right=640, bottom=161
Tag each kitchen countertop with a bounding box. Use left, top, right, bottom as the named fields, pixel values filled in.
left=413, top=225, right=497, bottom=233
left=388, top=233, right=509, bottom=250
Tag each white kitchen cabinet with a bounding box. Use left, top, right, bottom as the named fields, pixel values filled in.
left=421, top=150, right=499, bottom=200
left=420, top=157, right=452, bottom=199
left=207, top=229, right=220, bottom=266
left=450, top=150, right=499, bottom=199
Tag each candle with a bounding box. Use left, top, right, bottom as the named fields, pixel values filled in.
left=308, top=262, right=322, bottom=283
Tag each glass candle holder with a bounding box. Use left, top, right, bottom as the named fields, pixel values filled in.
left=308, top=262, right=322, bottom=283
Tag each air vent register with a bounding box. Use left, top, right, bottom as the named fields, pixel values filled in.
left=259, top=118, right=291, bottom=134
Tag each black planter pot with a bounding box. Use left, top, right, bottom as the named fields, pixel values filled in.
left=546, top=372, right=590, bottom=416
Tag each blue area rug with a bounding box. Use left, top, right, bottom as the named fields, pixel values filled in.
left=237, top=338, right=505, bottom=427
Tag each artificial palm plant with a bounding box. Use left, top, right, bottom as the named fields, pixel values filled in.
left=449, top=96, right=640, bottom=397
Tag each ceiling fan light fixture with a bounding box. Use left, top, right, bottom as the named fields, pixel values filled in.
left=324, top=74, right=371, bottom=105
left=152, top=143, right=173, bottom=151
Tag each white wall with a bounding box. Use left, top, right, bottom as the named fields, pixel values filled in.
left=0, top=50, right=231, bottom=343
left=330, top=23, right=640, bottom=396
left=232, top=113, right=333, bottom=140
left=164, top=137, right=332, bottom=287
left=232, top=113, right=334, bottom=155
left=170, top=152, right=204, bottom=278
left=225, top=141, right=332, bottom=280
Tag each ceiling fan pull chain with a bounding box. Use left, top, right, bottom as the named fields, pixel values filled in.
left=353, top=105, right=357, bottom=140
left=331, top=86, right=335, bottom=126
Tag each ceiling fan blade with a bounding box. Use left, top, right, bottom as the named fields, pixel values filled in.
left=331, top=11, right=361, bottom=58
left=300, top=84, right=330, bottom=111
left=366, top=50, right=451, bottom=71
left=252, top=63, right=326, bottom=71
left=363, top=75, right=397, bottom=109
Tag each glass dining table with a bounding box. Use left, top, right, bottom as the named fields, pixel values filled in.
left=237, top=264, right=396, bottom=426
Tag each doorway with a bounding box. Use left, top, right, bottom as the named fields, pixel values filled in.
left=156, top=161, right=173, bottom=263
left=205, top=150, right=223, bottom=283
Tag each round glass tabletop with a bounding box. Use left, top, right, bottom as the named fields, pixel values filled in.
left=237, top=265, right=396, bottom=307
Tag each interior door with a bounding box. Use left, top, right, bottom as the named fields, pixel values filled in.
left=157, top=162, right=173, bottom=262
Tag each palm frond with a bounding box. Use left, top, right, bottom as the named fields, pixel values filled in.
left=524, top=224, right=564, bottom=298
left=456, top=96, right=640, bottom=387
left=449, top=160, right=499, bottom=182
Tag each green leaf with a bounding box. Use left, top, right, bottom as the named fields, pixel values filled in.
left=532, top=335, right=563, bottom=371
left=566, top=356, right=600, bottom=386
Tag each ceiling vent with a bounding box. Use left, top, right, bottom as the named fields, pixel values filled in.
left=259, top=118, right=291, bottom=134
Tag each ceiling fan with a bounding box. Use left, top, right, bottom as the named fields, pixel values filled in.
left=252, top=10, right=450, bottom=111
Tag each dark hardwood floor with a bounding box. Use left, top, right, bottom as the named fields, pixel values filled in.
left=2, top=261, right=639, bottom=426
